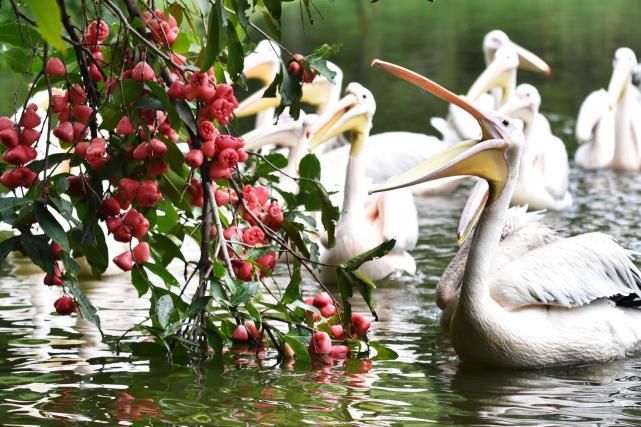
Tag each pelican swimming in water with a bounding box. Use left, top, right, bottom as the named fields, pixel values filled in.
left=575, top=47, right=641, bottom=170
left=371, top=59, right=641, bottom=368
left=432, top=30, right=551, bottom=144
left=500, top=84, right=572, bottom=210
left=306, top=82, right=418, bottom=283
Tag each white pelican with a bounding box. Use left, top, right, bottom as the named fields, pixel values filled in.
left=575, top=89, right=616, bottom=169
left=499, top=84, right=572, bottom=210
left=372, top=59, right=641, bottom=368
left=576, top=47, right=641, bottom=170
left=307, top=83, right=418, bottom=283
left=433, top=30, right=551, bottom=144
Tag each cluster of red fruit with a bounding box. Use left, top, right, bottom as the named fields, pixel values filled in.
left=305, top=292, right=372, bottom=358
left=0, top=106, right=41, bottom=189
left=142, top=10, right=179, bottom=47
left=231, top=320, right=263, bottom=343
left=288, top=54, right=318, bottom=84
left=42, top=242, right=78, bottom=316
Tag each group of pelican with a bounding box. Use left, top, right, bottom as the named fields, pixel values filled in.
left=239, top=33, right=641, bottom=368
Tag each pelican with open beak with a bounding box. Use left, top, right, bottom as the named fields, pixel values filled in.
left=432, top=31, right=550, bottom=144
left=307, top=82, right=418, bottom=284
left=371, top=59, right=641, bottom=368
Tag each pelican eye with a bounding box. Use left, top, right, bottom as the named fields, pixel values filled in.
left=361, top=94, right=367, bottom=99
left=502, top=119, right=509, bottom=126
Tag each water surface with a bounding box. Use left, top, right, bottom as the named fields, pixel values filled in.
left=3, top=1, right=641, bottom=425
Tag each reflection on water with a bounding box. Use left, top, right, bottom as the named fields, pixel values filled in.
left=2, top=0, right=641, bottom=425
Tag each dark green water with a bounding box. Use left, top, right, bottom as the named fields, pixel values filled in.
left=3, top=1, right=641, bottom=425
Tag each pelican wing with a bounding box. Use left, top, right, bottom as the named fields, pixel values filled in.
left=491, top=233, right=641, bottom=308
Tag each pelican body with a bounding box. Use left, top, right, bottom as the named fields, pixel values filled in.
left=576, top=47, right=641, bottom=170
left=372, top=59, right=641, bottom=368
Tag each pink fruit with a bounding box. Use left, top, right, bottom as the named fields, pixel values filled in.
left=330, top=324, right=346, bottom=340
left=0, top=128, right=18, bottom=148
left=256, top=251, right=276, bottom=277
left=231, top=325, right=249, bottom=342
left=201, top=140, right=216, bottom=158
left=44, top=263, right=64, bottom=286
left=132, top=61, right=155, bottom=81
left=100, top=198, right=121, bottom=217
left=185, top=149, right=204, bottom=168
left=167, top=80, right=185, bottom=100
left=149, top=138, right=167, bottom=156
left=136, top=180, right=162, bottom=207
left=351, top=313, right=371, bottom=338
left=330, top=345, right=350, bottom=358
left=244, top=320, right=261, bottom=341
left=46, top=58, right=66, bottom=77
left=241, top=226, right=265, bottom=246
left=313, top=292, right=332, bottom=308
left=234, top=261, right=254, bottom=282
left=319, top=304, right=337, bottom=318
left=54, top=295, right=77, bottom=315
left=20, top=128, right=40, bottom=146
left=53, top=121, right=74, bottom=143
left=116, top=116, right=134, bottom=135
left=113, top=251, right=133, bottom=271
left=20, top=108, right=41, bottom=129
left=132, top=242, right=150, bottom=263
left=308, top=332, right=331, bottom=354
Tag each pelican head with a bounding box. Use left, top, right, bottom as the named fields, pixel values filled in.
left=483, top=30, right=551, bottom=75
left=308, top=82, right=376, bottom=156
left=467, top=45, right=520, bottom=103
left=607, top=47, right=637, bottom=106
left=235, top=61, right=343, bottom=118
left=498, top=83, right=541, bottom=127
left=371, top=59, right=525, bottom=241
left=242, top=110, right=318, bottom=151
left=242, top=39, right=281, bottom=84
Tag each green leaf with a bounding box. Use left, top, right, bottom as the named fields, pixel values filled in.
left=279, top=62, right=303, bottom=119
left=341, top=239, right=396, bottom=271
left=244, top=302, right=261, bottom=322
left=156, top=294, right=175, bottom=329
left=0, top=23, right=40, bottom=47
left=132, top=267, right=150, bottom=296
left=134, top=95, right=164, bottom=111
left=0, top=236, right=20, bottom=265
left=204, top=318, right=224, bottom=354
left=185, top=296, right=211, bottom=318
left=25, top=0, right=65, bottom=51
left=283, top=335, right=310, bottom=366
left=337, top=268, right=353, bottom=334
left=66, top=281, right=103, bottom=335
left=230, top=282, right=260, bottom=306
left=143, top=262, right=180, bottom=288
left=314, top=182, right=339, bottom=248
left=370, top=342, right=399, bottom=361
left=20, top=235, right=54, bottom=274
left=155, top=199, right=180, bottom=234
left=280, top=221, right=310, bottom=258
left=226, top=23, right=244, bottom=81
left=352, top=271, right=378, bottom=320
left=281, top=259, right=301, bottom=304
left=27, top=153, right=73, bottom=174
left=202, top=0, right=226, bottom=71
left=34, top=202, right=69, bottom=252
left=146, top=82, right=180, bottom=130
left=298, top=154, right=321, bottom=185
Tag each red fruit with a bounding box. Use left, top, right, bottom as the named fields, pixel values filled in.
left=100, top=198, right=121, bottom=217
left=185, top=149, right=204, bottom=168
left=106, top=216, right=122, bottom=233
left=51, top=94, right=68, bottom=113
left=198, top=121, right=217, bottom=141
left=0, top=117, right=14, bottom=131
left=241, top=226, right=265, bottom=246
left=288, top=61, right=302, bottom=79
left=85, top=138, right=106, bottom=162
left=44, top=263, right=64, bottom=286
left=72, top=121, right=89, bottom=141
left=113, top=251, right=133, bottom=271
left=244, top=320, right=261, bottom=341
left=133, top=142, right=151, bottom=161
left=20, top=128, right=40, bottom=146
left=123, top=209, right=150, bottom=238
left=216, top=147, right=239, bottom=169
left=209, top=84, right=238, bottom=125
left=132, top=61, right=155, bottom=81
left=147, top=158, right=169, bottom=176
left=54, top=295, right=77, bottom=315
left=208, top=162, right=231, bottom=180
left=214, top=188, right=231, bottom=205
left=66, top=175, right=90, bottom=197
left=319, top=304, right=337, bottom=318
left=167, top=80, right=185, bottom=100
left=256, top=251, right=276, bottom=277
left=132, top=242, right=150, bottom=263
left=75, top=141, right=89, bottom=158
left=1, top=167, right=37, bottom=189
left=46, top=58, right=66, bottom=77
left=231, top=325, right=249, bottom=342
left=50, top=242, right=63, bottom=260
left=223, top=226, right=239, bottom=241
left=112, top=224, right=133, bottom=243
left=330, top=345, right=350, bottom=358
left=308, top=332, right=332, bottom=354
left=304, top=297, right=314, bottom=306
left=149, top=138, right=167, bottom=157
left=313, top=292, right=332, bottom=308
left=184, top=72, right=215, bottom=102
left=3, top=145, right=36, bottom=165
left=234, top=260, right=254, bottom=282
left=136, top=180, right=162, bottom=207
left=116, top=116, right=134, bottom=136
left=119, top=178, right=140, bottom=202
left=254, top=186, right=269, bottom=207
left=215, top=134, right=244, bottom=151
left=351, top=313, right=371, bottom=338
left=69, top=85, right=87, bottom=106
left=85, top=20, right=110, bottom=44
left=73, top=105, right=94, bottom=125
left=53, top=121, right=74, bottom=143
left=20, top=108, right=41, bottom=129
left=265, top=202, right=284, bottom=230
left=0, top=128, right=19, bottom=148
left=201, top=140, right=216, bottom=158
left=89, top=63, right=103, bottom=82
left=330, top=325, right=346, bottom=340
